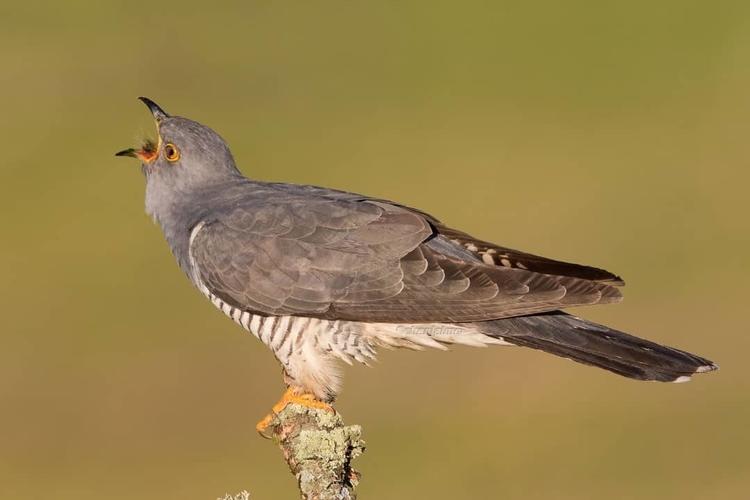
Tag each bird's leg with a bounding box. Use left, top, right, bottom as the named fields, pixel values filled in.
left=256, top=387, right=335, bottom=435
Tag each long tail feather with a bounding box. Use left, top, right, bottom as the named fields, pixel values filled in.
left=477, top=312, right=717, bottom=382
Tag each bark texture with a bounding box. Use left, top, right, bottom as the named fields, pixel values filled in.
left=265, top=404, right=365, bottom=499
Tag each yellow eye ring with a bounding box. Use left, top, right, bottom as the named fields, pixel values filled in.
left=164, top=143, right=180, bottom=162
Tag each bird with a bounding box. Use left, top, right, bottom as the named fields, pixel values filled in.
left=117, top=97, right=717, bottom=431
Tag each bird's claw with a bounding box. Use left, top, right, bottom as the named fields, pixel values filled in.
left=255, top=413, right=278, bottom=438
left=255, top=388, right=335, bottom=438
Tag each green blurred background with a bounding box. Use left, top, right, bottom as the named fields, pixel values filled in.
left=1, top=1, right=748, bottom=498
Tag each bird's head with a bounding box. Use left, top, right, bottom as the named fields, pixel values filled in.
left=117, top=97, right=243, bottom=223
left=116, top=97, right=240, bottom=187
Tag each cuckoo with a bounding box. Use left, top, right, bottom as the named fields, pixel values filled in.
left=117, top=98, right=717, bottom=432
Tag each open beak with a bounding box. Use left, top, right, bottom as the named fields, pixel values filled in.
left=115, top=97, right=170, bottom=162
left=138, top=96, right=170, bottom=122
left=114, top=148, right=138, bottom=158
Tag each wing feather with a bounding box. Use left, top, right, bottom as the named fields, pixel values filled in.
left=437, top=226, right=625, bottom=285
left=190, top=190, right=622, bottom=322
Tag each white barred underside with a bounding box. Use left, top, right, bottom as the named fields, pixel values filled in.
left=187, top=221, right=511, bottom=399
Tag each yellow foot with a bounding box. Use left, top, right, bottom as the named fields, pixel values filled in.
left=255, top=388, right=335, bottom=436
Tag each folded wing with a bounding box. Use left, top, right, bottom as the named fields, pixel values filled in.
left=189, top=194, right=622, bottom=323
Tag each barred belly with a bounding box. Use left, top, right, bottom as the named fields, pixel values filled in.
left=188, top=220, right=507, bottom=399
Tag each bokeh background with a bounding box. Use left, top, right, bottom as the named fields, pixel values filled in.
left=2, top=1, right=749, bottom=498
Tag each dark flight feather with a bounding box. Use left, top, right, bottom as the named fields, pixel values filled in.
left=437, top=226, right=624, bottom=285
left=478, top=312, right=717, bottom=382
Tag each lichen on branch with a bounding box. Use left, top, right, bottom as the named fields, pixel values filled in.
left=265, top=404, right=365, bottom=500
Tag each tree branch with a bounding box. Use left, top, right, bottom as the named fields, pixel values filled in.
left=264, top=404, right=365, bottom=499
left=217, top=491, right=250, bottom=500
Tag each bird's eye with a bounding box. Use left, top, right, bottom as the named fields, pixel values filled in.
left=164, top=143, right=180, bottom=162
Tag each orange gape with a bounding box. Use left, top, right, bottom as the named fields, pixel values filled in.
left=136, top=139, right=159, bottom=163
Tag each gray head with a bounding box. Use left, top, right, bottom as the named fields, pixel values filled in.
left=117, top=97, right=243, bottom=220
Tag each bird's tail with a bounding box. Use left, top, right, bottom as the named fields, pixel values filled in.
left=476, top=312, right=717, bottom=382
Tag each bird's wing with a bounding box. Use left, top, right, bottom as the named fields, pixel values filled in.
left=436, top=226, right=625, bottom=285
left=189, top=195, right=622, bottom=322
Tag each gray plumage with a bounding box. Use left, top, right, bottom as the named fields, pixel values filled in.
left=119, top=98, right=717, bottom=402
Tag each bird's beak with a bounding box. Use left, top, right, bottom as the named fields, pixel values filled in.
left=138, top=96, right=170, bottom=122
left=115, top=148, right=138, bottom=158
left=115, top=97, right=169, bottom=162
